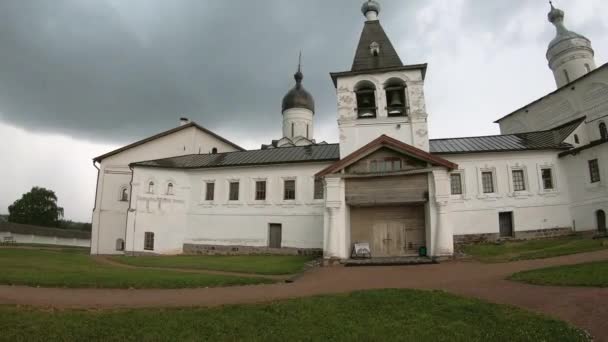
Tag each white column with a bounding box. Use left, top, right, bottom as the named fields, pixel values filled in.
left=430, top=169, right=454, bottom=256
left=323, top=177, right=347, bottom=259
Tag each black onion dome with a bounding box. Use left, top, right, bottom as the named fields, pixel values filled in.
left=281, top=68, right=315, bottom=113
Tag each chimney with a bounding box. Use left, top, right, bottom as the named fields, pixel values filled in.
left=179, top=117, right=190, bottom=126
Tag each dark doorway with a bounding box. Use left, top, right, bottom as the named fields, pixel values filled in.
left=597, top=210, right=607, bottom=233
left=499, top=212, right=514, bottom=238
left=269, top=224, right=282, bottom=249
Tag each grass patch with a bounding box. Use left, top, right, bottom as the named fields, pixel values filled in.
left=110, top=255, right=316, bottom=275
left=0, top=249, right=272, bottom=289
left=0, top=289, right=589, bottom=342
left=511, top=261, right=608, bottom=287
left=463, top=236, right=608, bottom=263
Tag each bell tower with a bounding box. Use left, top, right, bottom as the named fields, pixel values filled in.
left=330, top=0, right=429, bottom=157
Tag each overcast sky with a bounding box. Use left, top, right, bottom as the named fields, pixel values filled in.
left=1, top=0, right=607, bottom=222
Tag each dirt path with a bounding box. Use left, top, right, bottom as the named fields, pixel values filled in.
left=1, top=250, right=607, bottom=340
left=93, top=256, right=291, bottom=281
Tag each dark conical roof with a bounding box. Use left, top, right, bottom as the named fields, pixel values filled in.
left=351, top=20, right=403, bottom=71
left=282, top=65, right=315, bottom=113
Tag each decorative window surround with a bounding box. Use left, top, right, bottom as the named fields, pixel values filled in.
left=226, top=178, right=242, bottom=204
left=476, top=167, right=500, bottom=200
left=251, top=177, right=269, bottom=204
left=537, top=164, right=559, bottom=195
left=201, top=180, right=216, bottom=206
left=281, top=177, right=298, bottom=204
left=507, top=165, right=532, bottom=198
left=449, top=170, right=466, bottom=201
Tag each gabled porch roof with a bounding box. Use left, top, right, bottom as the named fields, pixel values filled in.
left=316, top=135, right=457, bottom=177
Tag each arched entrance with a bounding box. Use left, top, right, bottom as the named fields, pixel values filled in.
left=597, top=210, right=607, bottom=233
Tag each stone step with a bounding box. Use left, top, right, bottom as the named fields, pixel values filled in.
left=344, top=257, right=437, bottom=267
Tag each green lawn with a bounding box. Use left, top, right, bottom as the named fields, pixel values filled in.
left=511, top=261, right=608, bottom=287
left=0, top=249, right=272, bottom=289
left=110, top=254, right=316, bottom=275
left=0, top=290, right=589, bottom=342
left=463, top=236, right=608, bottom=263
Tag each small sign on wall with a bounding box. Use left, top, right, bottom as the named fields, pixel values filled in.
left=352, top=242, right=371, bottom=259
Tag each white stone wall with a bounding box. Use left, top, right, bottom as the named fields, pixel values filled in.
left=0, top=232, right=90, bottom=248
left=498, top=67, right=608, bottom=135
left=126, top=162, right=332, bottom=255
left=561, top=143, right=608, bottom=232
left=91, top=125, right=241, bottom=255
left=439, top=151, right=573, bottom=237
left=282, top=108, right=314, bottom=140
left=335, top=68, right=429, bottom=157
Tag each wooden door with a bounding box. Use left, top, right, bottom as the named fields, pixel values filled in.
left=598, top=210, right=607, bottom=233
left=372, top=221, right=406, bottom=257
left=499, top=212, right=514, bottom=237
left=269, top=224, right=282, bottom=248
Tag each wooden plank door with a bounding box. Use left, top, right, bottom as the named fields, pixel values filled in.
left=499, top=212, right=514, bottom=237
left=269, top=224, right=282, bottom=248
left=372, top=222, right=389, bottom=257
left=387, top=222, right=406, bottom=256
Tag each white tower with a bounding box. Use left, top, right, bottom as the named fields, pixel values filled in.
left=546, top=2, right=596, bottom=88
left=281, top=55, right=315, bottom=142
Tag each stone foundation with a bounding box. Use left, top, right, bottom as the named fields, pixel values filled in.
left=183, top=243, right=323, bottom=256
left=454, top=227, right=574, bottom=247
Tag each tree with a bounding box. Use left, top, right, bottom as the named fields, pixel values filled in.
left=8, top=187, right=64, bottom=227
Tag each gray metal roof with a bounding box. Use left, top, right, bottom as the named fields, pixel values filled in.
left=430, top=117, right=583, bottom=154
left=132, top=144, right=340, bottom=169
left=351, top=20, right=403, bottom=72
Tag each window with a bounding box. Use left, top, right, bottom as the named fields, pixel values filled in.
left=167, top=183, right=174, bottom=195
left=314, top=178, right=324, bottom=200
left=355, top=81, right=377, bottom=118
left=291, top=122, right=295, bottom=137
left=229, top=182, right=240, bottom=201
left=211, top=147, right=218, bottom=154
left=512, top=170, right=526, bottom=191
left=574, top=134, right=580, bottom=144
left=541, top=168, right=554, bottom=190
left=600, top=122, right=608, bottom=140
left=385, top=78, right=407, bottom=117
left=564, top=69, right=570, bottom=84
left=284, top=180, right=296, bottom=200
left=589, top=159, right=601, bottom=183
left=369, top=158, right=402, bottom=173
left=205, top=182, right=215, bottom=201
left=148, top=181, right=155, bottom=194
left=255, top=181, right=267, bottom=201
left=481, top=171, right=495, bottom=194
left=585, top=63, right=591, bottom=73
left=120, top=187, right=129, bottom=202
left=306, top=124, right=309, bottom=139
left=450, top=173, right=463, bottom=195
left=144, top=232, right=154, bottom=251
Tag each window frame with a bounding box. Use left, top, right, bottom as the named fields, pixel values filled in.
left=147, top=181, right=155, bottom=194
left=166, top=182, right=175, bottom=196
left=144, top=232, right=154, bottom=251
left=313, top=178, right=324, bottom=200
left=450, top=172, right=464, bottom=196
left=204, top=181, right=215, bottom=202
left=354, top=82, right=377, bottom=119
left=600, top=122, right=608, bottom=141
left=229, top=181, right=240, bottom=201
left=119, top=186, right=129, bottom=202
left=589, top=159, right=601, bottom=183
left=481, top=171, right=495, bottom=194
left=511, top=169, right=526, bottom=192
left=540, top=167, right=556, bottom=192
left=283, top=179, right=296, bottom=201
left=255, top=180, right=267, bottom=201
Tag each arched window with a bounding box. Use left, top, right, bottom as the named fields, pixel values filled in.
left=355, top=81, right=377, bottom=118
left=167, top=183, right=174, bottom=195
left=116, top=238, right=125, bottom=251
left=291, top=122, right=295, bottom=137
left=384, top=78, right=407, bottom=117
left=148, top=181, right=155, bottom=194
left=120, top=187, right=129, bottom=202
left=211, top=147, right=218, bottom=154
left=574, top=134, right=580, bottom=144
left=600, top=122, right=607, bottom=140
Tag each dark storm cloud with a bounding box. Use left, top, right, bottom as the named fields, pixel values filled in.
left=0, top=0, right=419, bottom=144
